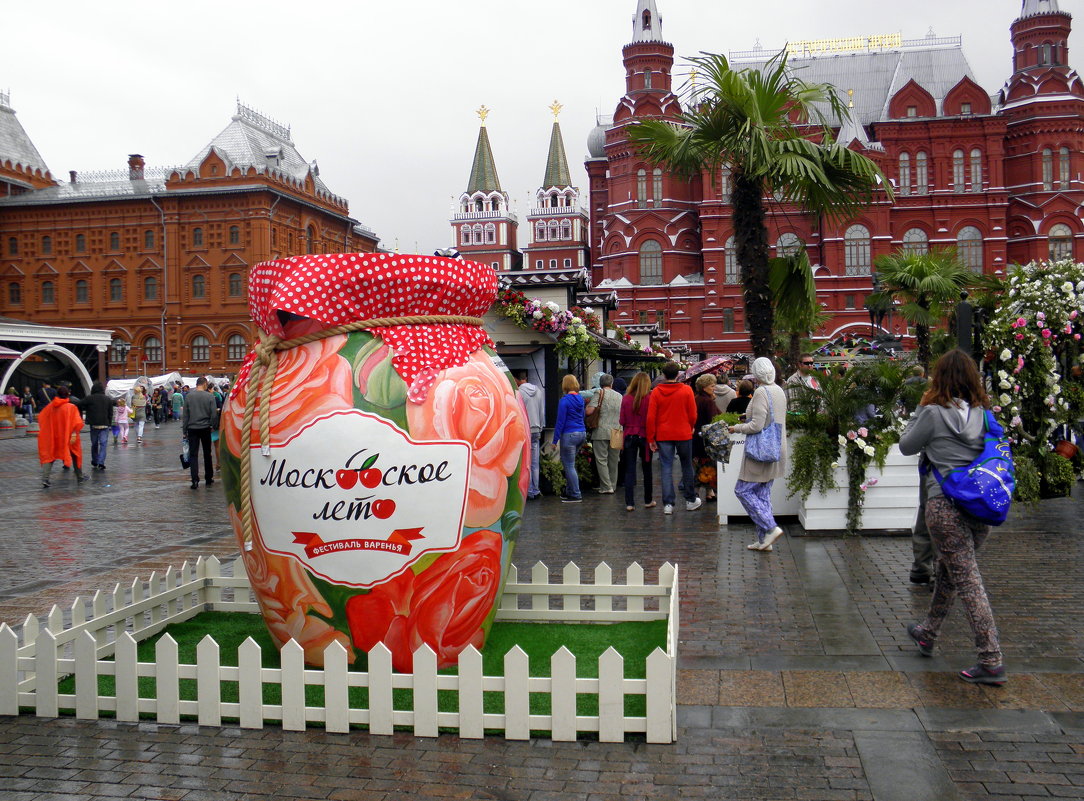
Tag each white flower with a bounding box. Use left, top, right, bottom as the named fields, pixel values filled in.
left=854, top=437, right=866, bottom=449
left=999, top=379, right=1012, bottom=389
left=532, top=310, right=543, bottom=319
left=864, top=445, right=875, bottom=456
left=570, top=316, right=581, bottom=324
left=1000, top=348, right=1012, bottom=361
left=544, top=301, right=560, bottom=312
left=837, top=435, right=847, bottom=446
left=1063, top=281, right=1075, bottom=293
left=1000, top=393, right=1012, bottom=405
left=997, top=370, right=1008, bottom=379
left=1077, top=281, right=1084, bottom=292
left=830, top=462, right=840, bottom=469
left=583, top=307, right=594, bottom=315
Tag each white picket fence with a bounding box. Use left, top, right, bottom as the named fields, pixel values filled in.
left=0, top=556, right=679, bottom=742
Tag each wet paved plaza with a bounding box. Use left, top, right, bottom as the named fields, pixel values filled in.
left=1, top=423, right=1083, bottom=800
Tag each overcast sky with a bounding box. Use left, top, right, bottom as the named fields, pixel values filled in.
left=4, top=1, right=1078, bottom=253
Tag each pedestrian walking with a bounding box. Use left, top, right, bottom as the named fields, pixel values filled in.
left=899, top=349, right=1006, bottom=686
left=75, top=381, right=113, bottom=471
left=182, top=376, right=217, bottom=489
left=647, top=361, right=702, bottom=515
left=113, top=397, right=131, bottom=445
left=171, top=383, right=184, bottom=421
left=620, top=371, right=654, bottom=511
left=20, top=386, right=35, bottom=423
left=151, top=388, right=164, bottom=428
left=551, top=374, right=586, bottom=503
left=37, top=385, right=86, bottom=488
left=131, top=385, right=148, bottom=444
left=729, top=357, right=788, bottom=551
left=693, top=373, right=719, bottom=502
left=514, top=370, right=545, bottom=499
left=585, top=373, right=622, bottom=495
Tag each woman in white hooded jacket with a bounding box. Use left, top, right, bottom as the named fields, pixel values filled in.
left=728, top=357, right=788, bottom=552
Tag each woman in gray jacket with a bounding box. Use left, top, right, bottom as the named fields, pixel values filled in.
left=899, top=349, right=1005, bottom=686
left=728, top=357, right=788, bottom=552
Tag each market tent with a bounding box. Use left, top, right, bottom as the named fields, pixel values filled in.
left=106, top=372, right=181, bottom=399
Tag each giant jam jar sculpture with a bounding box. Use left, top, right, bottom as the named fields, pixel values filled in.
left=221, top=253, right=530, bottom=670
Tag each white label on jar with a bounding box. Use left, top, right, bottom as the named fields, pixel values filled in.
left=250, top=409, right=471, bottom=588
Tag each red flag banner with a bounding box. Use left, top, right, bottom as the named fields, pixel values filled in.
left=292, top=528, right=425, bottom=558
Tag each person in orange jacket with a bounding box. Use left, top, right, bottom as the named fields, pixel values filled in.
left=646, top=362, right=702, bottom=515
left=38, top=385, right=86, bottom=488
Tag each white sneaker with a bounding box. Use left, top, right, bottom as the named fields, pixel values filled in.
left=663, top=504, right=674, bottom=515
left=747, top=541, right=773, bottom=551
left=686, top=497, right=703, bottom=512
left=762, top=526, right=784, bottom=548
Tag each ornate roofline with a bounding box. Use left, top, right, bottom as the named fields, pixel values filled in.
left=233, top=100, right=292, bottom=144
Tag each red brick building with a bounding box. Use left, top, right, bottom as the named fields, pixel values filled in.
left=0, top=99, right=379, bottom=376
left=581, top=0, right=1084, bottom=356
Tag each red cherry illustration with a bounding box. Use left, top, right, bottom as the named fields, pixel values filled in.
left=372, top=499, right=396, bottom=520
left=359, top=468, right=382, bottom=488
left=335, top=469, right=358, bottom=489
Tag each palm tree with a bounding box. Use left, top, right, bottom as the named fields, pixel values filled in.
left=770, top=249, right=828, bottom=369
left=867, top=248, right=984, bottom=368
left=628, top=50, right=888, bottom=357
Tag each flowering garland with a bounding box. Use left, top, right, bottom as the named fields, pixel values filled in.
left=982, top=259, right=1084, bottom=445
left=494, top=289, right=600, bottom=363
left=833, top=423, right=903, bottom=535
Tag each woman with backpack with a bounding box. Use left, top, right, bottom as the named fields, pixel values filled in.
left=899, top=349, right=1006, bottom=686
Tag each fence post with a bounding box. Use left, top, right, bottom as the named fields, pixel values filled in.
left=500, top=564, right=519, bottom=613
left=74, top=630, right=99, bottom=721
left=46, top=605, right=63, bottom=635
left=196, top=635, right=221, bottom=727
left=503, top=645, right=529, bottom=741
left=203, top=556, right=222, bottom=609
left=368, top=643, right=393, bottom=736
left=562, top=563, right=580, bottom=614
left=115, top=632, right=139, bottom=722
left=531, top=562, right=549, bottom=613
left=598, top=647, right=625, bottom=742
left=34, top=629, right=58, bottom=718
left=458, top=645, right=483, bottom=740
left=645, top=647, right=672, bottom=743
left=412, top=644, right=438, bottom=738
left=156, top=634, right=180, bottom=725
left=322, top=641, right=349, bottom=735
left=281, top=640, right=306, bottom=732
left=237, top=637, right=263, bottom=730
left=595, top=563, right=613, bottom=613
left=551, top=646, right=576, bottom=742
left=0, top=625, right=19, bottom=715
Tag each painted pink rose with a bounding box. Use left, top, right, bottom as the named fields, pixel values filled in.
left=406, top=352, right=528, bottom=528
left=223, top=335, right=353, bottom=457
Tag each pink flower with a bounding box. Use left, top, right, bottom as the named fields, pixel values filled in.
left=1072, top=311, right=1079, bottom=320
left=1038, top=312, right=1046, bottom=321
left=1015, top=332, right=1025, bottom=340
left=1042, top=328, right=1052, bottom=339
left=1018, top=356, right=1025, bottom=369
left=1076, top=334, right=1082, bottom=341
left=1067, top=324, right=1075, bottom=334
left=1015, top=316, right=1027, bottom=327
left=846, top=430, right=857, bottom=440
left=867, top=477, right=878, bottom=487
left=1014, top=385, right=1020, bottom=392
left=992, top=405, right=1002, bottom=413
left=857, top=427, right=868, bottom=438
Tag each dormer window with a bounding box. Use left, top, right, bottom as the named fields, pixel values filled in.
left=960, top=102, right=972, bottom=115
left=644, top=69, right=653, bottom=89
left=906, top=106, right=918, bottom=117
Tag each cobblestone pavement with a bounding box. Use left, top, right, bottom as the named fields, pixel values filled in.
left=1, top=426, right=1083, bottom=800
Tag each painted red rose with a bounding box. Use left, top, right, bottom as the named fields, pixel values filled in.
left=344, top=529, right=503, bottom=671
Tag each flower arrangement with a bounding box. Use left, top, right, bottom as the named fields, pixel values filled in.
left=494, top=290, right=600, bottom=363
left=982, top=258, right=1084, bottom=500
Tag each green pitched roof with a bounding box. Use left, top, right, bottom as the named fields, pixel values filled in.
left=543, top=121, right=572, bottom=189
left=466, top=126, right=502, bottom=193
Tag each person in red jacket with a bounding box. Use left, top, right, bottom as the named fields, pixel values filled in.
left=647, top=362, right=703, bottom=515
left=38, top=385, right=86, bottom=488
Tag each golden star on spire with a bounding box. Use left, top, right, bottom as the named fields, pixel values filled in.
left=549, top=100, right=563, bottom=121
left=477, top=105, right=490, bottom=125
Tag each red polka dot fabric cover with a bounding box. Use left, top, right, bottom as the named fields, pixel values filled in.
left=236, top=253, right=497, bottom=403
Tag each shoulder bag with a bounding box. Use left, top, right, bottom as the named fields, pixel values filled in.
left=744, top=388, right=782, bottom=463
left=920, top=410, right=1014, bottom=525
left=585, top=388, right=603, bottom=430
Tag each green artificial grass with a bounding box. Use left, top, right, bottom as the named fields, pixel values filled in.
left=57, top=612, right=667, bottom=723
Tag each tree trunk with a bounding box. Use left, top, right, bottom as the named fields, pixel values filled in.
left=733, top=174, right=773, bottom=357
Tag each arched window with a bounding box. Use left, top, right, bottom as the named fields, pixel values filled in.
left=192, top=274, right=206, bottom=298
left=109, top=339, right=129, bottom=363
left=7, top=282, right=20, bottom=305
left=902, top=228, right=929, bottom=255
left=144, top=230, right=155, bottom=250
left=75, top=279, right=88, bottom=304
left=844, top=225, right=872, bottom=276
left=550, top=192, right=559, bottom=208
left=1040, top=43, right=1052, bottom=65
left=639, top=240, right=663, bottom=285
left=144, top=275, right=158, bottom=300
left=534, top=222, right=545, bottom=242
left=472, top=223, right=484, bottom=243
left=548, top=220, right=560, bottom=241
left=644, top=68, right=653, bottom=89
left=109, top=277, right=123, bottom=302
left=229, top=225, right=241, bottom=245
left=490, top=197, right=500, bottom=212
left=227, top=334, right=247, bottom=361
left=952, top=150, right=966, bottom=192
left=228, top=273, right=243, bottom=297
left=898, top=153, right=911, bottom=196
left=143, top=337, right=162, bottom=363
left=722, top=307, right=735, bottom=333
left=191, top=335, right=210, bottom=362
left=653, top=168, right=663, bottom=208
left=969, top=149, right=983, bottom=192
left=1049, top=223, right=1074, bottom=261
left=462, top=226, right=473, bottom=246
left=916, top=151, right=929, bottom=195
left=41, top=281, right=55, bottom=305
left=636, top=169, right=647, bottom=208
left=484, top=223, right=496, bottom=244
left=957, top=226, right=984, bottom=272
left=109, top=231, right=120, bottom=250
left=41, top=235, right=52, bottom=255
left=560, top=220, right=572, bottom=240
left=1060, top=147, right=1071, bottom=190
left=192, top=227, right=204, bottom=247
left=7, top=237, right=17, bottom=256
left=75, top=234, right=86, bottom=253
left=306, top=225, right=315, bottom=254
left=724, top=237, right=739, bottom=284
left=777, top=233, right=802, bottom=257
left=1043, top=148, right=1054, bottom=190
left=720, top=167, right=732, bottom=203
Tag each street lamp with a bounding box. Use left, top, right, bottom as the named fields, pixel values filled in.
left=116, top=341, right=131, bottom=378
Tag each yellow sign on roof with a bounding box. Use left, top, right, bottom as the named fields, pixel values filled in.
left=788, top=33, right=903, bottom=57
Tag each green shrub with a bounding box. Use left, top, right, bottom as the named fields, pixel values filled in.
left=1013, top=454, right=1040, bottom=505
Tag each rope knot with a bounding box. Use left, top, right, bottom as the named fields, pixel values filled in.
left=253, top=336, right=281, bottom=366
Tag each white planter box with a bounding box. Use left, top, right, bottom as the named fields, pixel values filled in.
left=799, top=445, right=921, bottom=533
left=718, top=440, right=921, bottom=534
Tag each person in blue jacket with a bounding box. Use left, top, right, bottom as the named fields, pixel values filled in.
left=552, top=374, right=587, bottom=503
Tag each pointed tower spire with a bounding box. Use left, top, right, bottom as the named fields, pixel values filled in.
left=543, top=101, right=572, bottom=189
left=632, top=0, right=663, bottom=43
left=1021, top=0, right=1059, bottom=18
left=466, top=105, right=502, bottom=193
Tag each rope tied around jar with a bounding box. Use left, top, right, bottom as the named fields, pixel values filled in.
left=237, top=314, right=484, bottom=547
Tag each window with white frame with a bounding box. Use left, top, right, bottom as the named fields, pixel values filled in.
left=1049, top=223, right=1074, bottom=261
left=844, top=225, right=871, bottom=276
left=969, top=149, right=982, bottom=192
left=777, top=233, right=802, bottom=257
left=898, top=153, right=911, bottom=196
left=144, top=337, right=162, bottom=363
left=916, top=151, right=929, bottom=195
left=902, top=228, right=929, bottom=255
left=191, top=336, right=210, bottom=362
left=952, top=150, right=966, bottom=192
left=720, top=167, right=732, bottom=203
left=724, top=237, right=739, bottom=284
left=484, top=223, right=496, bottom=244
left=1043, top=148, right=1054, bottom=190
left=639, top=240, right=663, bottom=285
left=227, top=334, right=247, bottom=361
left=957, top=226, right=984, bottom=272
left=653, top=169, right=663, bottom=208
left=1060, top=147, right=1071, bottom=190
left=560, top=220, right=572, bottom=240
left=636, top=169, right=647, bottom=208
left=534, top=222, right=545, bottom=242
